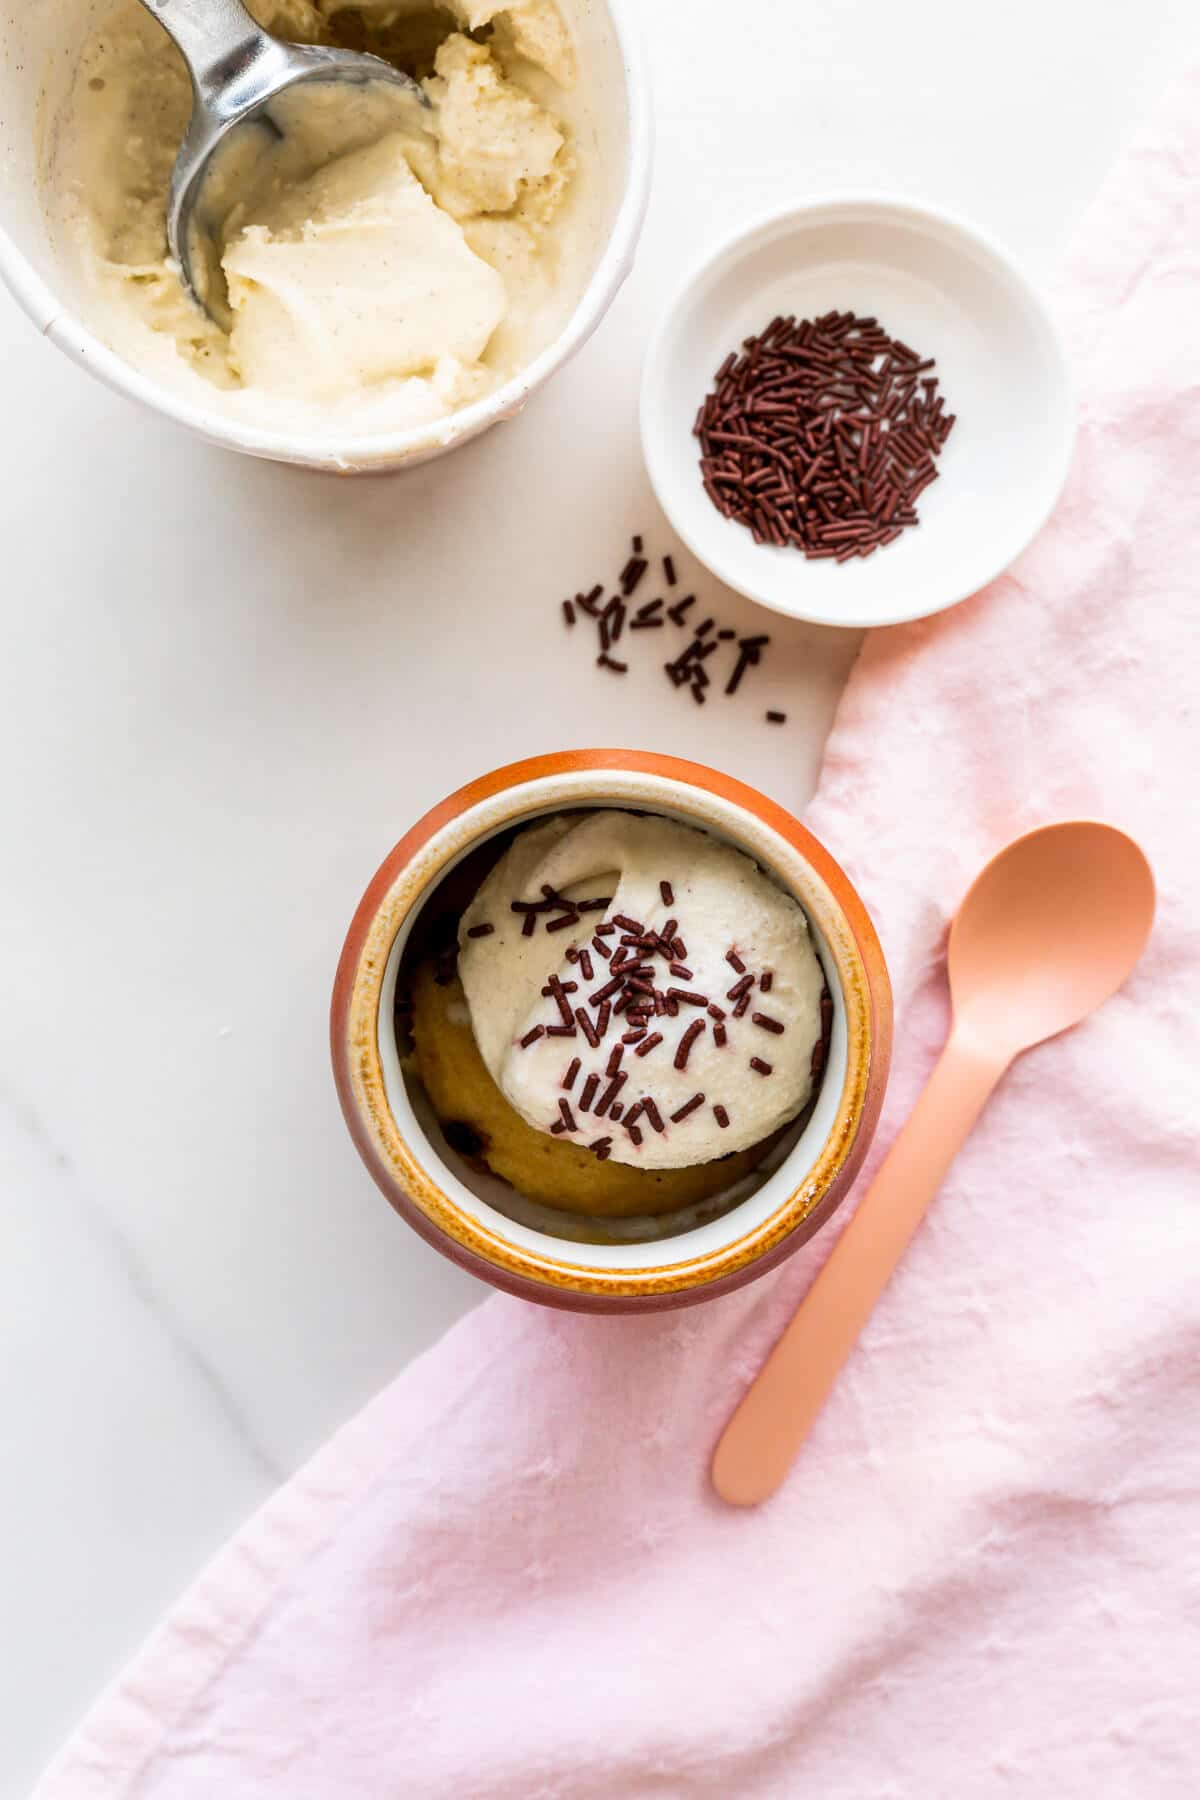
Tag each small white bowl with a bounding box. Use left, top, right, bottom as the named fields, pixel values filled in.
left=0, top=0, right=651, bottom=474
left=640, top=198, right=1075, bottom=629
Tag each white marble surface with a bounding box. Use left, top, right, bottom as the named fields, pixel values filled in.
left=1, top=0, right=1193, bottom=1790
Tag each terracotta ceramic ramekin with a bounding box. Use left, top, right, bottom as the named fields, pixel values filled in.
left=331, top=751, right=892, bottom=1312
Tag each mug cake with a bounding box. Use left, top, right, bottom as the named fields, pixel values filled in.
left=333, top=752, right=892, bottom=1310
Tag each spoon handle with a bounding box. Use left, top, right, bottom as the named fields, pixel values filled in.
left=140, top=0, right=266, bottom=79
left=711, top=1033, right=1007, bottom=1506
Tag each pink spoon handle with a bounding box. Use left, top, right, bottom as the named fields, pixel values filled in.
left=712, top=1032, right=1008, bottom=1506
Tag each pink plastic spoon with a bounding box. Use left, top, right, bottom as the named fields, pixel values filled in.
left=712, top=821, right=1155, bottom=1507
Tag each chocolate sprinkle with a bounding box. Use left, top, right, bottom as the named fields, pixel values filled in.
left=562, top=1057, right=581, bottom=1091
left=759, top=971, right=773, bottom=992
left=670, top=1092, right=705, bottom=1124
left=749, top=1057, right=773, bottom=1076
left=765, top=711, right=787, bottom=725
left=642, top=1097, right=665, bottom=1134
left=579, top=1073, right=600, bottom=1112
left=634, top=1032, right=663, bottom=1058
left=575, top=1008, right=600, bottom=1049
left=466, top=923, right=495, bottom=939
left=660, top=880, right=674, bottom=905
left=593, top=1073, right=627, bottom=1118
left=713, top=1104, right=730, bottom=1128
left=752, top=1012, right=785, bottom=1034
left=674, top=1019, right=706, bottom=1070
left=726, top=949, right=746, bottom=974
left=520, top=1025, right=545, bottom=1048
left=558, top=1099, right=577, bottom=1133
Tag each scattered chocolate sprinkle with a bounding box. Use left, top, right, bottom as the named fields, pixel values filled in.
left=765, top=711, right=787, bottom=725
left=622, top=1028, right=647, bottom=1044
left=759, top=971, right=773, bottom=992
left=546, top=911, right=579, bottom=933
left=558, top=1099, right=577, bottom=1133
left=632, top=534, right=643, bottom=554
left=669, top=962, right=693, bottom=980
left=575, top=1008, right=600, bottom=1049
left=726, top=949, right=746, bottom=973
left=624, top=1101, right=644, bottom=1128
left=634, top=1032, right=663, bottom=1058
left=562, top=599, right=575, bottom=627
left=606, top=1044, right=624, bottom=1078
left=620, top=556, right=648, bottom=595
left=466, top=923, right=495, bottom=939
left=597, top=653, right=628, bottom=674
left=666, top=594, right=695, bottom=626
left=726, top=973, right=753, bottom=1000
left=589, top=976, right=622, bottom=1006
left=733, top=992, right=752, bottom=1019
left=609, top=1102, right=624, bottom=1122
left=597, top=1001, right=612, bottom=1039
left=550, top=1119, right=567, bottom=1135
left=520, top=1025, right=545, bottom=1048
left=663, top=553, right=677, bottom=586
left=591, top=936, right=611, bottom=961
left=674, top=1019, right=706, bottom=1070
left=594, top=922, right=616, bottom=936
left=589, top=1137, right=613, bottom=1160
left=660, top=879, right=674, bottom=906
left=671, top=1092, right=705, bottom=1124
left=521, top=913, right=536, bottom=938
left=752, top=1012, right=785, bottom=1034
left=642, top=1097, right=665, bottom=1134
left=578, top=948, right=594, bottom=982
left=562, top=1057, right=581, bottom=1091
left=707, top=1004, right=726, bottom=1021
left=626, top=1123, right=644, bottom=1147
left=669, top=987, right=709, bottom=1007
left=713, top=1104, right=730, bottom=1129
left=713, top=1024, right=727, bottom=1048
left=546, top=1023, right=577, bottom=1038
left=613, top=914, right=643, bottom=934
left=749, top=1057, right=773, bottom=1076
left=579, top=1073, right=600, bottom=1112
left=577, top=897, right=613, bottom=913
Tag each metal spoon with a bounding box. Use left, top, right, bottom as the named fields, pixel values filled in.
left=139, top=0, right=428, bottom=320
left=712, top=821, right=1156, bottom=1507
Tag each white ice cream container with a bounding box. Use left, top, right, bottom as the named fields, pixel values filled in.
left=0, top=0, right=652, bottom=473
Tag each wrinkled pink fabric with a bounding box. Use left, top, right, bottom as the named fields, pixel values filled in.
left=36, top=65, right=1200, bottom=1800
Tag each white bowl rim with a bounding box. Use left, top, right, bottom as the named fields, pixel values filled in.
left=0, top=0, right=653, bottom=472
left=639, top=191, right=1077, bottom=629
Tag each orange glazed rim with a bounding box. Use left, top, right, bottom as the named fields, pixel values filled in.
left=331, top=751, right=893, bottom=1312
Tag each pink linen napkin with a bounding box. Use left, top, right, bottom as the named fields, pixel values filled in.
left=36, top=65, right=1200, bottom=1800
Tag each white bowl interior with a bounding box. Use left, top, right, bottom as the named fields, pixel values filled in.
left=641, top=199, right=1075, bottom=629
left=0, top=0, right=648, bottom=470
left=373, top=773, right=852, bottom=1275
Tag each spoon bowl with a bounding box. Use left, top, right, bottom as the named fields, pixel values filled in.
left=950, top=822, right=1156, bottom=1056
left=140, top=0, right=428, bottom=320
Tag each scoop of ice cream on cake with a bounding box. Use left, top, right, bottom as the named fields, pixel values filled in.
left=458, top=812, right=826, bottom=1170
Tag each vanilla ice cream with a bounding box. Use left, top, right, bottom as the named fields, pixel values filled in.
left=458, top=812, right=828, bottom=1170
left=42, top=0, right=583, bottom=435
